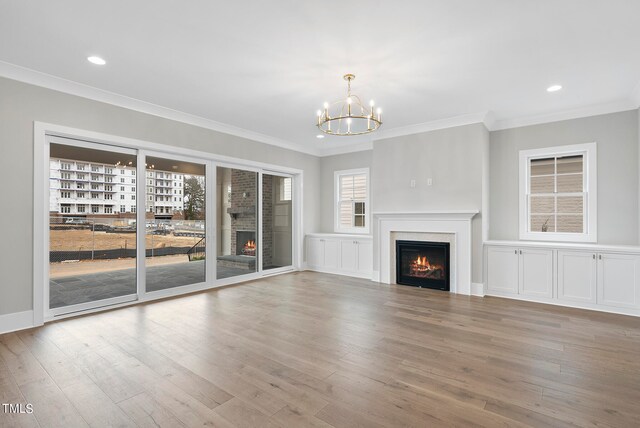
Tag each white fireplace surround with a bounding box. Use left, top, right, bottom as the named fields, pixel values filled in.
left=374, top=211, right=478, bottom=295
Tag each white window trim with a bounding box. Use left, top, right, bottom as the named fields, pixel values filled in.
left=334, top=167, right=370, bottom=234
left=519, top=142, right=597, bottom=243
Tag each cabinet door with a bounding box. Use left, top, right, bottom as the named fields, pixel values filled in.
left=519, top=248, right=554, bottom=298
left=486, top=246, right=519, bottom=294
left=306, top=238, right=324, bottom=268
left=357, top=240, right=373, bottom=274
left=340, top=240, right=358, bottom=272
left=324, top=239, right=340, bottom=269
left=597, top=253, right=640, bottom=309
left=557, top=250, right=597, bottom=304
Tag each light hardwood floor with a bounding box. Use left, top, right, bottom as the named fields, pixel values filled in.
left=1, top=271, right=640, bottom=427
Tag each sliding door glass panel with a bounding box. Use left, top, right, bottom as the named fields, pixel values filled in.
left=216, top=167, right=258, bottom=279
left=145, top=156, right=206, bottom=292
left=49, top=142, right=137, bottom=310
left=262, top=174, right=293, bottom=270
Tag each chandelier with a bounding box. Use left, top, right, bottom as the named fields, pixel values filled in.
left=316, top=74, right=382, bottom=136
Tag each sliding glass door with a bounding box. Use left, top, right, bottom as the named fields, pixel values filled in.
left=48, top=138, right=138, bottom=314
left=216, top=166, right=258, bottom=279
left=44, top=131, right=298, bottom=319
left=145, top=155, right=207, bottom=292
left=262, top=173, right=293, bottom=271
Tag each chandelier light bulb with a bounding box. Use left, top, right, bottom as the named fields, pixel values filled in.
left=323, top=102, right=329, bottom=109
left=347, top=97, right=353, bottom=104
left=369, top=100, right=375, bottom=107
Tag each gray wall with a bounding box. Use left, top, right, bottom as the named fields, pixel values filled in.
left=489, top=110, right=639, bottom=244
left=319, top=150, right=373, bottom=232
left=372, top=123, right=489, bottom=283
left=0, top=77, right=321, bottom=316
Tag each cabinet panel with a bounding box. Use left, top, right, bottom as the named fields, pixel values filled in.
left=557, top=250, right=596, bottom=304
left=598, top=253, right=640, bottom=309
left=340, top=240, right=358, bottom=272
left=357, top=241, right=373, bottom=274
left=306, top=238, right=324, bottom=268
left=324, top=239, right=340, bottom=269
left=519, top=249, right=554, bottom=298
left=486, top=247, right=519, bottom=294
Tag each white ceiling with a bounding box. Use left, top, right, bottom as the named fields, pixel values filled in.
left=1, top=1, right=640, bottom=156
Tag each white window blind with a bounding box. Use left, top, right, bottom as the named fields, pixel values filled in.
left=529, top=154, right=584, bottom=233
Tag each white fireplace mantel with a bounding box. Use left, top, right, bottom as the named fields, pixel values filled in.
left=373, top=211, right=478, bottom=295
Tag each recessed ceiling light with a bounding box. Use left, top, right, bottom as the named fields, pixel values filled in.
left=87, top=56, right=106, bottom=65
left=547, top=84, right=562, bottom=92
left=316, top=134, right=325, bottom=139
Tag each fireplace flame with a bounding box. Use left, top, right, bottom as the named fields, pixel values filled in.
left=412, top=255, right=432, bottom=272
left=244, top=240, right=256, bottom=250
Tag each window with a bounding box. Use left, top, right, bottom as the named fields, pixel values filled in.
left=131, top=195, right=136, bottom=200
left=105, top=194, right=112, bottom=200
left=279, top=177, right=292, bottom=201
left=131, top=179, right=136, bottom=184
left=120, top=205, right=126, bottom=213
left=61, top=182, right=70, bottom=189
left=131, top=170, right=136, bottom=176
left=60, top=204, right=71, bottom=213
left=91, top=192, right=99, bottom=199
left=120, top=195, right=125, bottom=200
left=131, top=206, right=136, bottom=213
left=335, top=168, right=369, bottom=234
left=105, top=206, right=113, bottom=214
left=77, top=173, right=85, bottom=180
left=520, top=143, right=597, bottom=242
left=61, top=172, right=71, bottom=180
left=60, top=191, right=71, bottom=198
left=77, top=192, right=85, bottom=198
left=91, top=205, right=100, bottom=214
left=77, top=204, right=85, bottom=213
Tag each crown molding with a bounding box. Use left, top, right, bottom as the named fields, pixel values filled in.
left=0, top=61, right=321, bottom=157
left=2, top=61, right=638, bottom=159
left=490, top=99, right=638, bottom=131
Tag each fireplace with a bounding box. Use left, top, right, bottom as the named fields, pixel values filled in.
left=236, top=231, right=256, bottom=256
left=396, top=240, right=450, bottom=291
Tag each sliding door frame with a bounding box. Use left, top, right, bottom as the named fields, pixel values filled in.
left=34, top=122, right=304, bottom=325
left=44, top=136, right=140, bottom=319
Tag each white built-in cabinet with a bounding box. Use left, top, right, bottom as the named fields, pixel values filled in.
left=486, top=247, right=553, bottom=298
left=486, top=241, right=640, bottom=316
left=306, top=234, right=372, bottom=279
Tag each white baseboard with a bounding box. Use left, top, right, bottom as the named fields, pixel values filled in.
left=0, top=310, right=35, bottom=335
left=371, top=270, right=380, bottom=282
left=471, top=282, right=485, bottom=296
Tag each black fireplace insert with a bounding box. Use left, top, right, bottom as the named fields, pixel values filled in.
left=396, top=240, right=450, bottom=291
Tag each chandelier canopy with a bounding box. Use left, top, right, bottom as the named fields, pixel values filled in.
left=316, top=74, right=382, bottom=136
